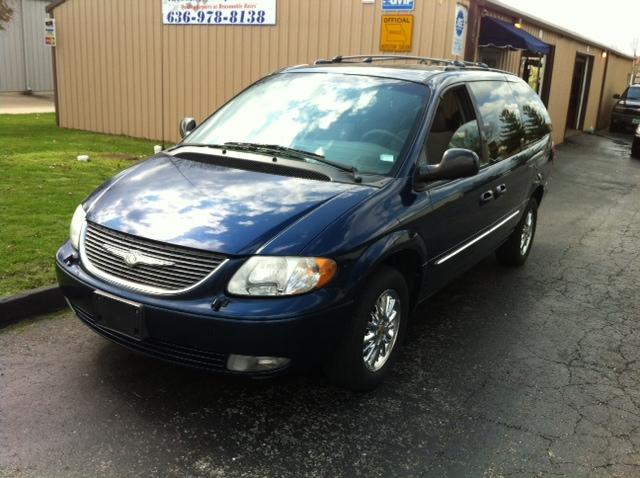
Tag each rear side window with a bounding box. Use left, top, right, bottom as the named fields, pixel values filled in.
left=468, top=81, right=523, bottom=162
left=509, top=81, right=552, bottom=145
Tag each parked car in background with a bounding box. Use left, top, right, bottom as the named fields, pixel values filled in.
left=632, top=125, right=640, bottom=158
left=56, top=56, right=553, bottom=390
left=610, top=85, right=640, bottom=132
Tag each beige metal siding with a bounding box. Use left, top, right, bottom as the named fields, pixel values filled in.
left=55, top=0, right=164, bottom=139
left=598, top=54, right=634, bottom=129
left=53, top=0, right=470, bottom=142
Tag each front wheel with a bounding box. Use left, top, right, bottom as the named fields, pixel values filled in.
left=496, top=198, right=538, bottom=267
left=324, top=265, right=409, bottom=391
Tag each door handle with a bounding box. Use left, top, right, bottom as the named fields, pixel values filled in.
left=494, top=184, right=507, bottom=196
left=480, top=190, right=494, bottom=204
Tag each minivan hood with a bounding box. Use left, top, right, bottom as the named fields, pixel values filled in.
left=85, top=154, right=372, bottom=255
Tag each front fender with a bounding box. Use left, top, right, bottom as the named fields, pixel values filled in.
left=346, top=229, right=427, bottom=295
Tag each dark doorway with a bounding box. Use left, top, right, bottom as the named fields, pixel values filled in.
left=566, top=53, right=593, bottom=131
left=539, top=45, right=555, bottom=107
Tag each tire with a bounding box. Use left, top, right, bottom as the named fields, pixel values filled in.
left=324, top=265, right=409, bottom=391
left=496, top=198, right=538, bottom=267
left=632, top=142, right=640, bottom=159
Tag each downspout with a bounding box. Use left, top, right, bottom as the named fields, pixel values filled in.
left=596, top=51, right=609, bottom=131
left=465, top=0, right=484, bottom=62
left=20, top=0, right=31, bottom=93
left=46, top=3, right=60, bottom=126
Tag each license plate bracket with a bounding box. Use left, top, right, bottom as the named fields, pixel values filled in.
left=92, top=291, right=146, bottom=341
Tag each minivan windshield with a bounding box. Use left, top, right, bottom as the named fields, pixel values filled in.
left=185, top=72, right=429, bottom=176
left=624, top=86, right=640, bottom=100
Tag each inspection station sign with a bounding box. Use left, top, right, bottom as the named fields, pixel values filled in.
left=162, top=0, right=276, bottom=25
left=380, top=14, right=414, bottom=52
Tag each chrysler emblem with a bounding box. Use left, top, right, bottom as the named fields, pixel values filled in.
left=102, top=243, right=175, bottom=268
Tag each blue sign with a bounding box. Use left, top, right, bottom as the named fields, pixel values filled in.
left=455, top=9, right=465, bottom=36
left=382, top=0, right=415, bottom=12
left=451, top=4, right=467, bottom=56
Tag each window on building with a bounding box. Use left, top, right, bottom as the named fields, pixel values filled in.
left=478, top=47, right=504, bottom=69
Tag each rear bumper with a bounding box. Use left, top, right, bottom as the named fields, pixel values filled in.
left=56, top=249, right=353, bottom=376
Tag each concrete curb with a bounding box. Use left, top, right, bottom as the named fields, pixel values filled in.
left=0, top=285, right=66, bottom=328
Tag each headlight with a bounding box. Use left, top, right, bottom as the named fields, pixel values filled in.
left=227, top=256, right=337, bottom=296
left=69, top=204, right=86, bottom=249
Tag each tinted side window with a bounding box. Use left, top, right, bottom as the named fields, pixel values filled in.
left=509, top=81, right=552, bottom=144
left=424, top=86, right=483, bottom=165
left=468, top=81, right=523, bottom=162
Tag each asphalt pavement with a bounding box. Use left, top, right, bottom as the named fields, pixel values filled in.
left=2, top=132, right=640, bottom=477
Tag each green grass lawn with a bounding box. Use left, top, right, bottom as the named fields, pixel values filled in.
left=0, top=113, right=159, bottom=297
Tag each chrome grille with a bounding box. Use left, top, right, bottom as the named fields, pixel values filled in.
left=82, top=222, right=226, bottom=294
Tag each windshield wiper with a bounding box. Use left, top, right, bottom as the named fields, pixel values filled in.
left=176, top=142, right=363, bottom=182
left=224, top=142, right=362, bottom=182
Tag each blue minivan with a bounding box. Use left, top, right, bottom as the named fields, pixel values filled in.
left=56, top=56, right=553, bottom=390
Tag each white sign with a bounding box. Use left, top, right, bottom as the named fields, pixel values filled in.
left=44, top=18, right=56, bottom=46
left=451, top=4, right=468, bottom=57
left=162, top=0, right=276, bottom=25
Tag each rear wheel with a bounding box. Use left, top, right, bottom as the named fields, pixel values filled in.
left=496, top=198, right=538, bottom=267
left=324, top=265, right=409, bottom=391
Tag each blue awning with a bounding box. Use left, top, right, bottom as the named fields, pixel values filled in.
left=479, top=17, right=551, bottom=55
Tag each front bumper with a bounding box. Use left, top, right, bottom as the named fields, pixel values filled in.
left=56, top=246, right=353, bottom=376
left=611, top=111, right=640, bottom=129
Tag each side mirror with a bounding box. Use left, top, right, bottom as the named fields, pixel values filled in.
left=416, top=148, right=480, bottom=182
left=179, top=117, right=197, bottom=139
left=613, top=94, right=621, bottom=99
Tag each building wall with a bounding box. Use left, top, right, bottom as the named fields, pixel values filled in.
left=598, top=53, right=634, bottom=129
left=22, top=0, right=54, bottom=91
left=0, top=1, right=27, bottom=91
left=52, top=0, right=470, bottom=143
left=0, top=0, right=53, bottom=92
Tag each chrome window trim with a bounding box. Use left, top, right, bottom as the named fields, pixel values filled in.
left=79, top=221, right=228, bottom=296
left=435, top=209, right=521, bottom=265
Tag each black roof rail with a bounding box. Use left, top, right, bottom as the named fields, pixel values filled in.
left=313, top=54, right=492, bottom=69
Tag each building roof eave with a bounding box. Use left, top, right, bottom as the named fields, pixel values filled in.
left=481, top=0, right=635, bottom=61
left=46, top=0, right=68, bottom=15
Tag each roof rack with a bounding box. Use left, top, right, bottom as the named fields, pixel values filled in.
left=314, top=54, right=491, bottom=70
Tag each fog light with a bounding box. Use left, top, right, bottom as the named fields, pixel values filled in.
left=226, top=354, right=291, bottom=372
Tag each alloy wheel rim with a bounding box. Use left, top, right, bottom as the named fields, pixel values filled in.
left=363, top=289, right=401, bottom=372
left=520, top=210, right=534, bottom=256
